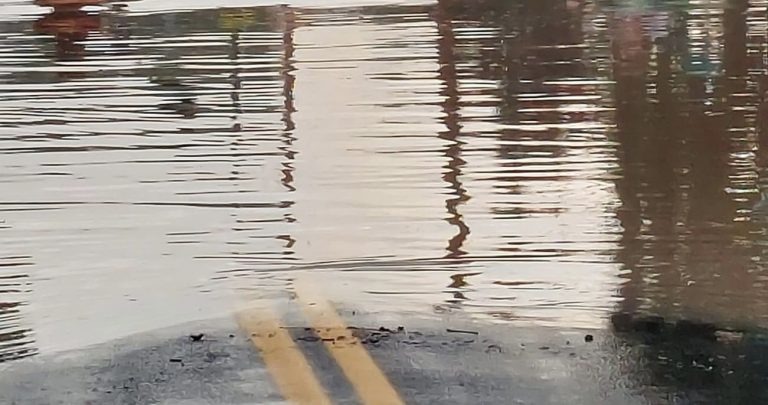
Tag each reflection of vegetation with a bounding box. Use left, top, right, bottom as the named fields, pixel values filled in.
left=605, top=0, right=768, bottom=399
left=218, top=8, right=266, bottom=32
left=610, top=0, right=768, bottom=328
left=437, top=0, right=768, bottom=396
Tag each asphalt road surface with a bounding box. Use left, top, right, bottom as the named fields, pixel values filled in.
left=2, top=297, right=766, bottom=405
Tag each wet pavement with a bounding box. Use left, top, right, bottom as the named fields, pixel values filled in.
left=4, top=0, right=768, bottom=402
left=2, top=304, right=768, bottom=404
left=0, top=317, right=284, bottom=405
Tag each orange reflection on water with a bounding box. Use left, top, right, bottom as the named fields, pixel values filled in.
left=33, top=0, right=103, bottom=69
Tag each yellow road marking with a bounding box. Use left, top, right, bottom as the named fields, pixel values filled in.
left=296, top=283, right=406, bottom=405
left=237, top=306, right=332, bottom=405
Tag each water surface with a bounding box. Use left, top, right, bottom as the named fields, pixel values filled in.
left=2, top=0, right=768, bottom=364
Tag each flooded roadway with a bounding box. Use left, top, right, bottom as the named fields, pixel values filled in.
left=3, top=0, right=768, bottom=402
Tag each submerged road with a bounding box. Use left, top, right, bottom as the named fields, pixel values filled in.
left=4, top=1, right=768, bottom=403
left=2, top=290, right=766, bottom=405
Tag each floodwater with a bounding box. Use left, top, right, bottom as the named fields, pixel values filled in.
left=2, top=0, right=768, bottom=367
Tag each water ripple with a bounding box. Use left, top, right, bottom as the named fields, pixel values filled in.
left=1, top=0, right=768, bottom=359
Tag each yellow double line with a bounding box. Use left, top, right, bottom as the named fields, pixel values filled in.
left=236, top=285, right=404, bottom=405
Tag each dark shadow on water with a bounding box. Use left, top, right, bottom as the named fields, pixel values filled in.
left=0, top=253, right=36, bottom=363
left=611, top=313, right=768, bottom=404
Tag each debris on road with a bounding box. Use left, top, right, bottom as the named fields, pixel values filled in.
left=485, top=344, right=502, bottom=353
left=446, top=328, right=479, bottom=335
